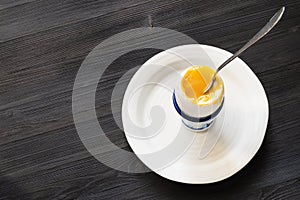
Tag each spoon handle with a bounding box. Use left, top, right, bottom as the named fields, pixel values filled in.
left=210, top=7, right=285, bottom=84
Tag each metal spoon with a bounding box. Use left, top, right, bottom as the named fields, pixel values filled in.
left=203, top=6, right=285, bottom=94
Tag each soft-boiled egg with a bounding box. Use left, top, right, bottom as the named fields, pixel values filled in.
left=180, top=66, right=224, bottom=106
left=175, top=66, right=224, bottom=118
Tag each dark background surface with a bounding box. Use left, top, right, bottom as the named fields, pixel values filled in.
left=1, top=0, right=300, bottom=199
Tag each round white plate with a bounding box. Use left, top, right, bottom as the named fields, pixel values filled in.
left=122, top=44, right=269, bottom=184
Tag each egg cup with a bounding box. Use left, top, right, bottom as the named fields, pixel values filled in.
left=173, top=92, right=224, bottom=131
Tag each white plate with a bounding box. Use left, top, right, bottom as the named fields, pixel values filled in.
left=122, top=44, right=269, bottom=184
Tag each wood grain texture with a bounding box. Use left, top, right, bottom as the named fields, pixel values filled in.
left=0, top=0, right=299, bottom=199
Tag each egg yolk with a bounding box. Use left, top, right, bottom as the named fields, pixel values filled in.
left=180, top=66, right=223, bottom=105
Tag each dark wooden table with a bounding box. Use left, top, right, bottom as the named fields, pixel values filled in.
left=1, top=0, right=299, bottom=199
